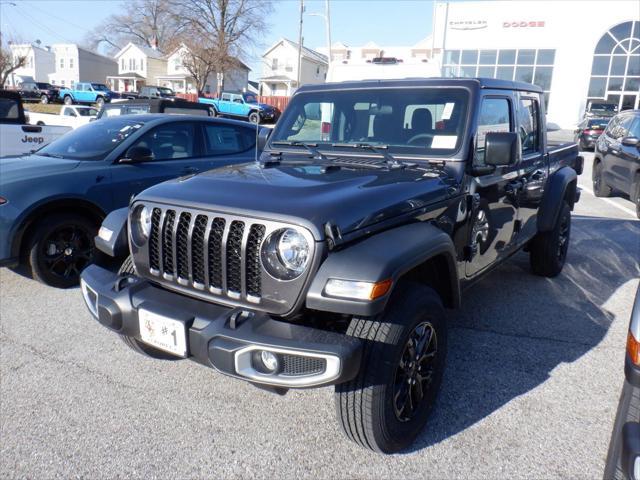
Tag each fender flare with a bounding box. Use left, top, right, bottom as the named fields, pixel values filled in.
left=94, top=207, right=129, bottom=258
left=537, top=166, right=577, bottom=232
left=306, top=222, right=460, bottom=317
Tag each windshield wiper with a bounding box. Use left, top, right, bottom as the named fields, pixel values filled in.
left=270, top=140, right=332, bottom=161
left=34, top=152, right=64, bottom=158
left=330, top=143, right=408, bottom=169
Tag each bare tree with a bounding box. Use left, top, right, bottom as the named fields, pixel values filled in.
left=86, top=0, right=185, bottom=55
left=0, top=43, right=27, bottom=87
left=176, top=0, right=273, bottom=95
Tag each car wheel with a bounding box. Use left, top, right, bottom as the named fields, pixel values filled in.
left=529, top=201, right=571, bottom=277
left=95, top=97, right=105, bottom=108
left=36, top=121, right=45, bottom=126
left=63, top=95, right=73, bottom=105
left=249, top=111, right=260, bottom=124
left=334, top=283, right=447, bottom=453
left=603, top=382, right=640, bottom=480
left=593, top=160, right=612, bottom=197
left=27, top=213, right=98, bottom=288
left=40, top=95, right=49, bottom=104
left=209, top=107, right=218, bottom=117
left=116, top=256, right=181, bottom=360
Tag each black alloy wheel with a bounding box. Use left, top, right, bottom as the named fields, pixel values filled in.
left=27, top=214, right=97, bottom=288
left=393, top=321, right=438, bottom=422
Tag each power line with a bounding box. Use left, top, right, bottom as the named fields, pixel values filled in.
left=11, top=3, right=77, bottom=44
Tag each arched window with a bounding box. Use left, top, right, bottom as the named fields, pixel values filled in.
left=588, top=21, right=640, bottom=112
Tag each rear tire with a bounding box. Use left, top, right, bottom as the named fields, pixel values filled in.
left=40, top=94, right=49, bottom=104
left=334, top=283, right=447, bottom=453
left=529, top=201, right=571, bottom=277
left=63, top=95, right=73, bottom=105
left=27, top=213, right=98, bottom=288
left=117, top=256, right=180, bottom=360
left=593, top=161, right=612, bottom=197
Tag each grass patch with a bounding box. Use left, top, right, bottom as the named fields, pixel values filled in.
left=23, top=104, right=62, bottom=114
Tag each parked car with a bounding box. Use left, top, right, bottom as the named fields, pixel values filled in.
left=138, top=86, right=176, bottom=99
left=14, top=81, right=60, bottom=104
left=97, top=98, right=212, bottom=119
left=604, top=284, right=640, bottom=480
left=0, top=114, right=261, bottom=287
left=80, top=78, right=582, bottom=453
left=585, top=101, right=619, bottom=119
left=593, top=110, right=640, bottom=218
left=574, top=117, right=610, bottom=151
left=200, top=91, right=280, bottom=124
left=0, top=90, right=71, bottom=158
left=58, top=82, right=119, bottom=107
left=28, top=105, right=98, bottom=129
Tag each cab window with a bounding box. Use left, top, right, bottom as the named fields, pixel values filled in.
left=475, top=97, right=511, bottom=166
left=203, top=124, right=255, bottom=155
left=130, top=123, right=196, bottom=160
left=221, top=93, right=231, bottom=101
left=518, top=97, right=541, bottom=155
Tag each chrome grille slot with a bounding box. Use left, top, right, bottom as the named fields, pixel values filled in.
left=208, top=217, right=226, bottom=291
left=246, top=225, right=266, bottom=299
left=162, top=210, right=176, bottom=276
left=191, top=215, right=208, bottom=286
left=226, top=221, right=245, bottom=297
left=176, top=212, right=191, bottom=281
left=149, top=208, right=161, bottom=271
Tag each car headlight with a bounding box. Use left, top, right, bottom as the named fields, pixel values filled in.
left=131, top=204, right=152, bottom=245
left=261, top=228, right=310, bottom=280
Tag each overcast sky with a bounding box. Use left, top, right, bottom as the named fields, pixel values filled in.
left=0, top=0, right=436, bottom=80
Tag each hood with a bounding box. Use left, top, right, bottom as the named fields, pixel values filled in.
left=257, top=103, right=275, bottom=110
left=136, top=161, right=456, bottom=239
left=0, top=155, right=81, bottom=184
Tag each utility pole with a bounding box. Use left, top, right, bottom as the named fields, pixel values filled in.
left=325, top=0, right=332, bottom=62
left=297, top=0, right=304, bottom=91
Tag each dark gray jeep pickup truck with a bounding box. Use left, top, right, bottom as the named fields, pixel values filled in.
left=80, top=78, right=583, bottom=453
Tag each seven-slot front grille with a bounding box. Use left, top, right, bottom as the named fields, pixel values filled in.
left=147, top=207, right=266, bottom=302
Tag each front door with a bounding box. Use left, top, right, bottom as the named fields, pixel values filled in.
left=466, top=94, right=520, bottom=277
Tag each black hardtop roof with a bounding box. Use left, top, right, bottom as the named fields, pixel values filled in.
left=99, top=112, right=256, bottom=127
left=103, top=98, right=204, bottom=108
left=296, top=77, right=543, bottom=94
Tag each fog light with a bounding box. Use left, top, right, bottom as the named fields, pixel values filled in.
left=98, top=226, right=113, bottom=242
left=260, top=351, right=279, bottom=372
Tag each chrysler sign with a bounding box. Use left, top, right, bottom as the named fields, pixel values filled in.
left=449, top=20, right=488, bottom=30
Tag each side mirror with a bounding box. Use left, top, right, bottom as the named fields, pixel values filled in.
left=485, top=132, right=519, bottom=167
left=257, top=127, right=272, bottom=151
left=621, top=136, right=639, bottom=147
left=121, top=146, right=154, bottom=163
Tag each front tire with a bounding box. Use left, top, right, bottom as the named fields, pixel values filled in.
left=27, top=213, right=97, bottom=288
left=95, top=96, right=105, bottom=108
left=334, top=284, right=447, bottom=453
left=248, top=111, right=260, bottom=124
left=593, top=161, right=612, bottom=197
left=529, top=201, right=571, bottom=277
left=63, top=95, right=73, bottom=105
left=117, top=256, right=180, bottom=360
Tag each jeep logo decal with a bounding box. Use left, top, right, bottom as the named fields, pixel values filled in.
left=21, top=135, right=45, bottom=144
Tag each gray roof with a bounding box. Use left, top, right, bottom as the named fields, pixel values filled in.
left=136, top=44, right=165, bottom=59
left=276, top=39, right=328, bottom=65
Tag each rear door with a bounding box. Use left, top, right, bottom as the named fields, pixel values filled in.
left=109, top=121, right=206, bottom=207
left=604, top=114, right=634, bottom=191
left=515, top=92, right=547, bottom=242
left=466, top=92, right=521, bottom=277
left=218, top=93, right=233, bottom=115
left=616, top=115, right=640, bottom=195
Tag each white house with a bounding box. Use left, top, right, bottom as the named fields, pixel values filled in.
left=155, top=45, right=250, bottom=95
left=48, top=44, right=118, bottom=88
left=431, top=0, right=640, bottom=127
left=6, top=43, right=55, bottom=87
left=259, top=38, right=328, bottom=96
left=108, top=42, right=168, bottom=93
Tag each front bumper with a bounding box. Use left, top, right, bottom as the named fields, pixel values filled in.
left=80, top=264, right=362, bottom=389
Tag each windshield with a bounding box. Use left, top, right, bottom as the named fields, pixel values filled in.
left=103, top=105, right=151, bottom=117
left=271, top=88, right=468, bottom=156
left=91, top=83, right=109, bottom=92
left=158, top=87, right=175, bottom=95
left=77, top=108, right=98, bottom=117
left=36, top=118, right=145, bottom=160
left=36, top=83, right=51, bottom=89
left=244, top=93, right=258, bottom=104
left=591, top=103, right=617, bottom=112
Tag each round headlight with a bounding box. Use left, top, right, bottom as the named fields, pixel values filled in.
left=131, top=205, right=152, bottom=245
left=261, top=228, right=310, bottom=280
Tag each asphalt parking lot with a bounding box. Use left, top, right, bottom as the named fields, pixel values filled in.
left=1, top=151, right=639, bottom=479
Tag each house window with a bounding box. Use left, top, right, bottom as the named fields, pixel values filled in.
left=140, top=58, right=144, bottom=71
left=121, top=59, right=125, bottom=70
left=70, top=80, right=74, bottom=87
left=29, top=57, right=34, bottom=68
left=316, top=66, right=320, bottom=75
left=60, top=58, right=64, bottom=69
left=61, top=80, right=65, bottom=86
left=272, top=58, right=278, bottom=70
left=70, top=58, right=74, bottom=69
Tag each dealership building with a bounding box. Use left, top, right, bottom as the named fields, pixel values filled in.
left=431, top=0, right=640, bottom=128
